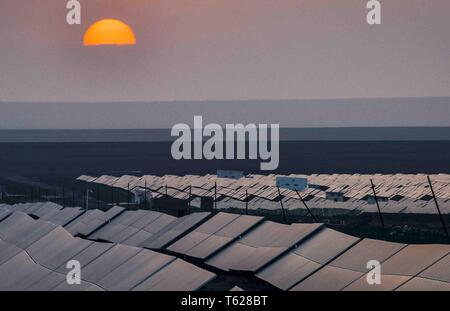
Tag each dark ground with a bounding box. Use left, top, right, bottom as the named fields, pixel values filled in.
left=1, top=141, right=449, bottom=184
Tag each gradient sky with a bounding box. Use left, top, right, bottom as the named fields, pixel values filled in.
left=1, top=0, right=450, bottom=102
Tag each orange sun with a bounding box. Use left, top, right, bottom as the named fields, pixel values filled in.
left=83, top=19, right=136, bottom=46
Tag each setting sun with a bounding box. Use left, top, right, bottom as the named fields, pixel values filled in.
left=83, top=19, right=136, bottom=46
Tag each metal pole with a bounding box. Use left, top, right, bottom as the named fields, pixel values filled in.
left=295, top=190, right=317, bottom=222
left=370, top=179, right=386, bottom=231
left=427, top=176, right=449, bottom=239
left=97, top=183, right=100, bottom=210
left=127, top=183, right=130, bottom=207
left=85, top=189, right=92, bottom=211
left=144, top=180, right=148, bottom=210
left=277, top=187, right=287, bottom=223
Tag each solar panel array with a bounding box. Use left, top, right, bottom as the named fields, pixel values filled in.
left=1, top=202, right=449, bottom=291
left=89, top=210, right=210, bottom=249
left=206, top=222, right=323, bottom=272
left=289, top=242, right=450, bottom=291
left=256, top=228, right=360, bottom=290
left=167, top=212, right=264, bottom=260
left=0, top=205, right=215, bottom=291
left=77, top=173, right=450, bottom=215
left=65, top=206, right=125, bottom=237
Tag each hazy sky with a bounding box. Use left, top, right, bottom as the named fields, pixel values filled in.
left=1, top=0, right=450, bottom=102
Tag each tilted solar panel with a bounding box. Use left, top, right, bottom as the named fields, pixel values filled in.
left=257, top=228, right=359, bottom=290
left=206, top=222, right=323, bottom=272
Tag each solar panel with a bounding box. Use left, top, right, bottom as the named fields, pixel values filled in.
left=292, top=228, right=360, bottom=264
left=0, top=239, right=22, bottom=265
left=168, top=213, right=240, bottom=255
left=0, top=206, right=11, bottom=222
left=343, top=274, right=411, bottom=291
left=206, top=222, right=323, bottom=272
left=2, top=199, right=449, bottom=292
left=289, top=265, right=364, bottom=291
left=0, top=212, right=34, bottom=233
left=65, top=207, right=123, bottom=237
left=257, top=252, right=321, bottom=290
left=257, top=228, right=359, bottom=290
left=40, top=207, right=84, bottom=226
left=25, top=271, right=66, bottom=291
left=121, top=230, right=154, bottom=246
left=88, top=211, right=177, bottom=246
left=419, top=254, right=450, bottom=283
left=29, top=202, right=63, bottom=218
left=132, top=259, right=216, bottom=291
left=182, top=215, right=264, bottom=260
left=16, top=202, right=47, bottom=213
left=65, top=210, right=106, bottom=236
left=79, top=173, right=450, bottom=215
left=81, top=244, right=143, bottom=284
left=0, top=208, right=217, bottom=292
left=381, top=244, right=450, bottom=276
left=101, top=205, right=125, bottom=220
left=26, top=226, right=93, bottom=270
left=140, top=212, right=211, bottom=250
left=0, top=212, right=58, bottom=249
left=0, top=251, right=53, bottom=291
left=396, top=277, right=450, bottom=291
left=329, top=239, right=407, bottom=272
left=89, top=223, right=129, bottom=241
left=51, top=280, right=105, bottom=291
left=110, top=227, right=143, bottom=244
left=142, top=214, right=177, bottom=234
left=54, top=241, right=114, bottom=275
left=131, top=211, right=166, bottom=229
left=96, top=249, right=174, bottom=291
left=108, top=210, right=151, bottom=227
